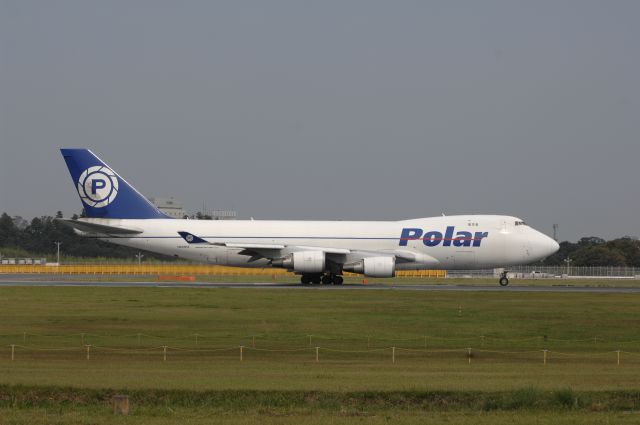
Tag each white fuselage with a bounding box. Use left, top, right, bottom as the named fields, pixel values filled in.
left=87, top=214, right=558, bottom=270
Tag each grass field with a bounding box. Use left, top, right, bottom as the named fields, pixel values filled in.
left=0, top=286, right=639, bottom=423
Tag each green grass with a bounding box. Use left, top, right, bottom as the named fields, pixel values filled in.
left=1, top=385, right=640, bottom=424
left=2, top=408, right=639, bottom=425
left=1, top=286, right=639, bottom=347
left=0, top=286, right=639, bottom=423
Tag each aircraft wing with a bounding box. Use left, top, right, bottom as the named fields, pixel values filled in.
left=56, top=218, right=143, bottom=235
left=176, top=231, right=435, bottom=264
left=223, top=242, right=287, bottom=250
left=178, top=232, right=283, bottom=249
left=177, top=232, right=348, bottom=254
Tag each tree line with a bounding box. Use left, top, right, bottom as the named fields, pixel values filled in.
left=1, top=212, right=639, bottom=267
left=541, top=236, right=640, bottom=267
left=0, top=212, right=174, bottom=261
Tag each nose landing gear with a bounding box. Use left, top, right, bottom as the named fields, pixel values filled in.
left=499, top=271, right=509, bottom=286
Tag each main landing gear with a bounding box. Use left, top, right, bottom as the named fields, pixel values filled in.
left=499, top=271, right=510, bottom=287
left=300, top=274, right=343, bottom=285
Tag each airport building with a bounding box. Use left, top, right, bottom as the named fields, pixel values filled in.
left=208, top=210, right=237, bottom=220
left=150, top=197, right=237, bottom=220
left=149, top=197, right=187, bottom=219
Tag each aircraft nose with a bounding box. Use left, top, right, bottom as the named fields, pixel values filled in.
left=535, top=233, right=560, bottom=258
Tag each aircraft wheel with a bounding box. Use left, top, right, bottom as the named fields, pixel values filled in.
left=321, top=275, right=333, bottom=285
left=333, top=275, right=344, bottom=285
left=312, top=275, right=322, bottom=285
left=499, top=277, right=509, bottom=286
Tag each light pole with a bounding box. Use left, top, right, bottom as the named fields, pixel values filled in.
left=54, top=242, right=62, bottom=264
left=135, top=252, right=144, bottom=266
left=564, top=257, right=572, bottom=276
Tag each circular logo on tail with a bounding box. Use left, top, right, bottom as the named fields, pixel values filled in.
left=77, top=166, right=119, bottom=208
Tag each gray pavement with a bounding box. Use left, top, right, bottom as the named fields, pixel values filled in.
left=0, top=279, right=639, bottom=293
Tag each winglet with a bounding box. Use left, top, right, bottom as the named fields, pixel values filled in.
left=178, top=231, right=210, bottom=244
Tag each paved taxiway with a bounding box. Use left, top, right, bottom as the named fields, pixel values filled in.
left=0, top=280, right=639, bottom=293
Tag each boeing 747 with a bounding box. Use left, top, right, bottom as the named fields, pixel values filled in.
left=59, top=149, right=559, bottom=286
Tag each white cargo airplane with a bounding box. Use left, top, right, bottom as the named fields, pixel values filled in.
left=59, top=149, right=559, bottom=286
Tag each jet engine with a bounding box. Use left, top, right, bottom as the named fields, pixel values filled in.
left=343, top=256, right=396, bottom=278
left=272, top=251, right=326, bottom=273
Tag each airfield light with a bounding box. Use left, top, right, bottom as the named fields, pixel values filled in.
left=54, top=241, right=62, bottom=264
left=564, top=257, right=573, bottom=276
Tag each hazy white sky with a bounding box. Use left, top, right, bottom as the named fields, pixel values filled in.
left=1, top=1, right=639, bottom=241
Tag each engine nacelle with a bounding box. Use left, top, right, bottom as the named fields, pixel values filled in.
left=272, top=251, right=326, bottom=273
left=343, top=256, right=396, bottom=278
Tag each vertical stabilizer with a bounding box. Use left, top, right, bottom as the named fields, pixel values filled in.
left=60, top=148, right=171, bottom=219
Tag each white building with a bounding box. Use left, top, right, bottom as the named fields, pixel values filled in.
left=149, top=197, right=187, bottom=219
left=210, top=210, right=237, bottom=220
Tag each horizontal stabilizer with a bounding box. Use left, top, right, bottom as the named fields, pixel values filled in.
left=56, top=218, right=143, bottom=235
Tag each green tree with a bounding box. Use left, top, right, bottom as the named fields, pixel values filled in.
left=0, top=213, right=17, bottom=247
left=606, top=238, right=640, bottom=267
left=571, top=245, right=627, bottom=267
left=541, top=241, right=579, bottom=266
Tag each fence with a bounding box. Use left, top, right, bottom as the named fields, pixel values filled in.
left=2, top=332, right=640, bottom=366
left=447, top=266, right=640, bottom=278
left=0, top=264, right=289, bottom=276
left=4, top=344, right=639, bottom=366
left=2, top=264, right=639, bottom=279
left=0, top=264, right=446, bottom=278
left=509, top=265, right=640, bottom=278
left=3, top=344, right=640, bottom=366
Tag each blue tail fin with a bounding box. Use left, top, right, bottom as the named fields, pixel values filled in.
left=60, top=149, right=171, bottom=219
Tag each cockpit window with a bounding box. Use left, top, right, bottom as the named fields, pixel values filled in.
left=515, top=220, right=527, bottom=226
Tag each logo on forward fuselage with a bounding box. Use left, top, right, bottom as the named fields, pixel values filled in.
left=399, top=227, right=488, bottom=247
left=76, top=166, right=119, bottom=208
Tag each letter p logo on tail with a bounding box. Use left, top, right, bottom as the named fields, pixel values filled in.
left=61, top=149, right=171, bottom=219
left=77, top=165, right=119, bottom=208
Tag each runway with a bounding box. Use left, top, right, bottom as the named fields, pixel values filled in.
left=0, top=279, right=639, bottom=293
